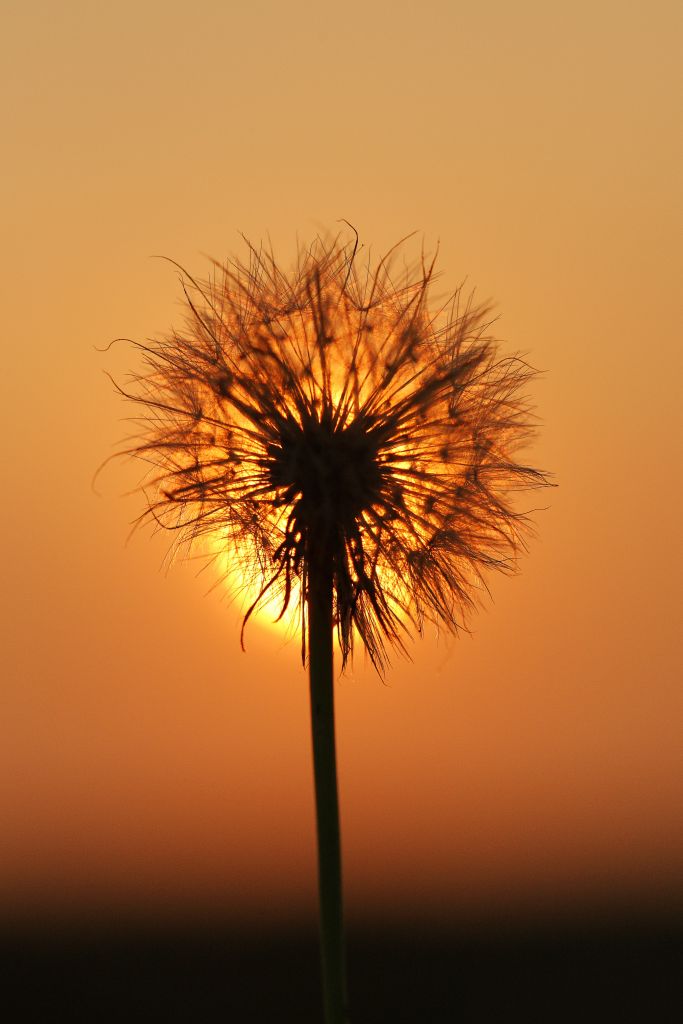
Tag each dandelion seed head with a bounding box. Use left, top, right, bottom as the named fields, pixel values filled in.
left=117, top=232, right=549, bottom=671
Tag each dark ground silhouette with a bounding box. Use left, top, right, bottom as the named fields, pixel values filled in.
left=4, top=910, right=682, bottom=1022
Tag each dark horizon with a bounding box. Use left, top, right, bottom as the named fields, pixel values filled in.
left=6, top=907, right=681, bottom=1021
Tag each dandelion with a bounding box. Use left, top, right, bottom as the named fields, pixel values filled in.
left=109, top=230, right=549, bottom=1024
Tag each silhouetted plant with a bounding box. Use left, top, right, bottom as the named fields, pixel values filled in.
left=108, top=230, right=549, bottom=1024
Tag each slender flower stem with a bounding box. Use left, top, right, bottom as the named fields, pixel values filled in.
left=113, top=234, right=548, bottom=1024
left=308, top=567, right=349, bottom=1024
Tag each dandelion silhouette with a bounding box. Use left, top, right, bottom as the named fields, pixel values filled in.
left=109, top=230, right=549, bottom=1024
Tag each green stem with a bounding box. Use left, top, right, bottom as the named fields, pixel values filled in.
left=308, top=568, right=349, bottom=1024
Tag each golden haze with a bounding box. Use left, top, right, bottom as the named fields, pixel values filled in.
left=2, top=0, right=682, bottom=926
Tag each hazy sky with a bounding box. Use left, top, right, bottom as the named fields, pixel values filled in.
left=3, top=0, right=681, bottom=926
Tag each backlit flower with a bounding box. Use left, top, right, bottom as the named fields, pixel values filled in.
left=115, top=232, right=548, bottom=670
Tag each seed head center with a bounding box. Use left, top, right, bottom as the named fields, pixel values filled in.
left=269, top=414, right=383, bottom=532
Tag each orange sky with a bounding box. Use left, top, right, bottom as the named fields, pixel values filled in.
left=3, top=0, right=682, bottom=927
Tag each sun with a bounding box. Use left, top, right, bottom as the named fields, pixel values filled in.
left=203, top=370, right=423, bottom=644
left=208, top=531, right=302, bottom=637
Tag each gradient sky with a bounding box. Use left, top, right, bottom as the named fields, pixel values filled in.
left=3, top=0, right=682, bottom=927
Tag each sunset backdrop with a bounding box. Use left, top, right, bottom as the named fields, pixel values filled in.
left=3, top=0, right=681, bottom=936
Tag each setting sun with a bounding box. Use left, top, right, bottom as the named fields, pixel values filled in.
left=211, top=530, right=302, bottom=637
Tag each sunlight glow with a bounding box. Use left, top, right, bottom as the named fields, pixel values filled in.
left=209, top=532, right=302, bottom=637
